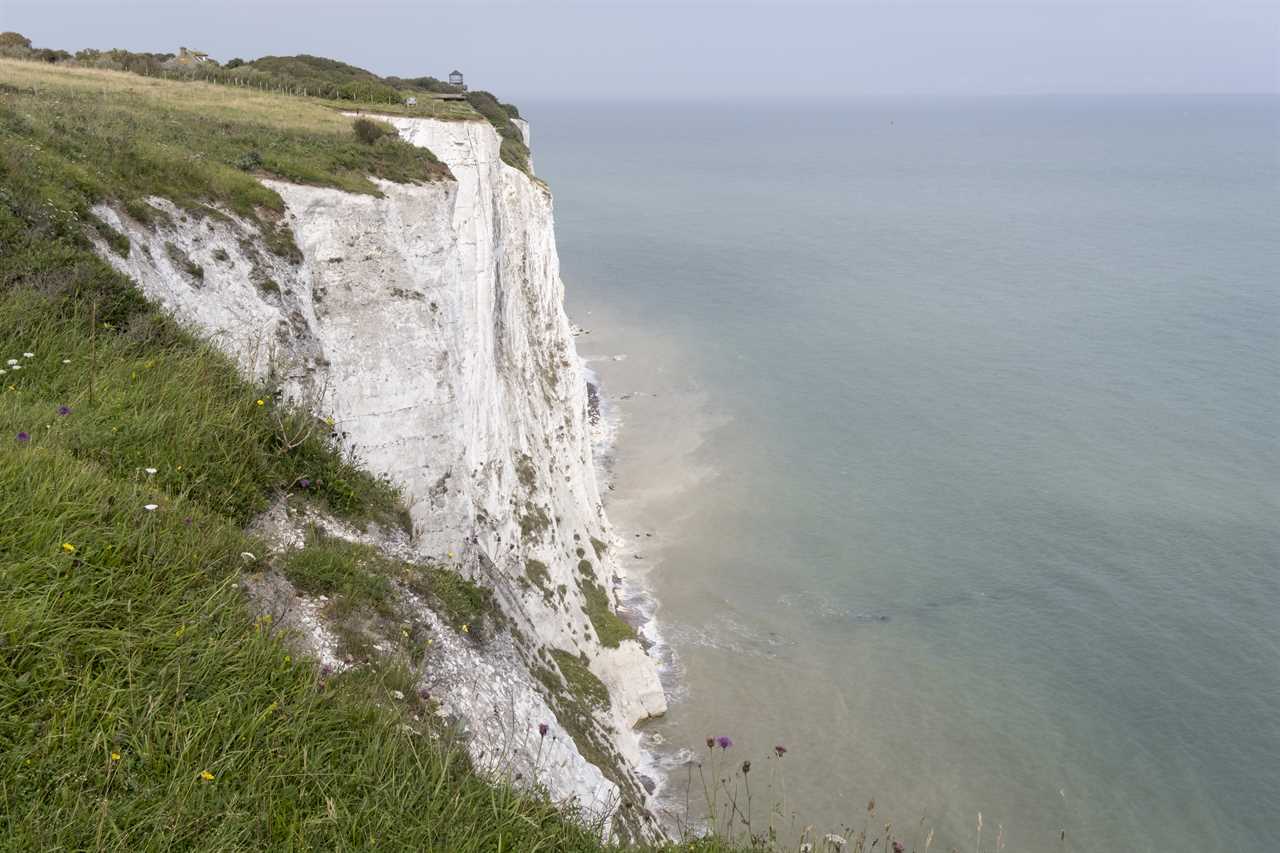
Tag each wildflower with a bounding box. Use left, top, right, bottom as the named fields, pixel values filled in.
left=320, top=664, right=334, bottom=677
left=716, top=736, right=732, bottom=750
left=9, top=365, right=20, bottom=371
left=823, top=834, right=847, bottom=850
left=741, top=760, right=751, bottom=774
left=22, top=352, right=33, bottom=358
left=298, top=478, right=311, bottom=489
left=62, top=543, right=76, bottom=554
left=16, top=432, right=30, bottom=443
left=5, top=359, right=16, bottom=366
left=144, top=467, right=157, bottom=475
left=800, top=845, right=813, bottom=853
left=418, top=687, right=431, bottom=701
left=111, top=752, right=121, bottom=762
left=57, top=405, right=71, bottom=416
left=774, top=744, right=787, bottom=757
left=256, top=399, right=264, bottom=406
left=447, top=551, right=455, bottom=559
left=143, top=504, right=159, bottom=512
left=461, top=623, right=469, bottom=633
left=391, top=690, right=406, bottom=701
left=283, top=655, right=291, bottom=664
left=706, top=737, right=715, bottom=749
left=539, top=722, right=549, bottom=737
left=62, top=359, right=71, bottom=364
left=199, top=770, right=215, bottom=781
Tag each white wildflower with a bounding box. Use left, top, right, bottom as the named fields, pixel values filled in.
left=144, top=467, right=158, bottom=475
left=62, top=359, right=71, bottom=364
left=143, top=504, right=159, bottom=511
left=823, top=835, right=847, bottom=851
left=5, top=359, right=16, bottom=366
left=22, top=352, right=33, bottom=358
left=9, top=365, right=19, bottom=371
left=391, top=690, right=406, bottom=701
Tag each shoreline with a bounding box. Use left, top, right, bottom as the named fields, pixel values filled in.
left=580, top=349, right=700, bottom=824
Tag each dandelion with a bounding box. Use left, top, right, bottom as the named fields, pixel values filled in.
left=62, top=543, right=76, bottom=553
left=774, top=744, right=787, bottom=757
left=539, top=722, right=549, bottom=737
left=256, top=399, right=264, bottom=406
left=199, top=770, right=215, bottom=781
left=143, top=504, right=158, bottom=511
left=716, top=735, right=732, bottom=750
left=16, top=432, right=30, bottom=443
left=111, top=752, right=121, bottom=762
left=447, top=551, right=455, bottom=559
left=57, top=405, right=71, bottom=416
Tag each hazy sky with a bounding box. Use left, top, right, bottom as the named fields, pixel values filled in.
left=3, top=1, right=1277, bottom=98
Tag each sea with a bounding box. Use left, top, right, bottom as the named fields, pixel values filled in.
left=522, top=95, right=1280, bottom=852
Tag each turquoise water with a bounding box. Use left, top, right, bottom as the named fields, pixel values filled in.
left=527, top=97, right=1280, bottom=851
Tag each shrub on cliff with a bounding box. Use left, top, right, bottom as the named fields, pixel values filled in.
left=352, top=116, right=394, bottom=145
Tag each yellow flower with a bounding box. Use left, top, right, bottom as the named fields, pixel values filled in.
left=461, top=623, right=469, bottom=633
left=283, top=655, right=291, bottom=664
left=61, top=543, right=76, bottom=553
left=199, top=770, right=215, bottom=781
left=256, top=399, right=265, bottom=407
left=110, top=752, right=121, bottom=761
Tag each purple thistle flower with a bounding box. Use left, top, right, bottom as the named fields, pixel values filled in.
left=16, top=431, right=29, bottom=443
left=57, top=405, right=71, bottom=416
left=538, top=722, right=549, bottom=738
left=716, top=736, right=732, bottom=750
left=774, top=745, right=787, bottom=757
left=299, top=478, right=311, bottom=489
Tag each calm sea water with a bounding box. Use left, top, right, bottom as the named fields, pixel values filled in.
left=524, top=96, right=1280, bottom=851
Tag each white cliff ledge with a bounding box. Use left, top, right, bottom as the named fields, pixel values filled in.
left=90, top=113, right=666, bottom=834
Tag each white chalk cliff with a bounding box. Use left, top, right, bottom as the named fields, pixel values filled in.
left=90, top=112, right=666, bottom=836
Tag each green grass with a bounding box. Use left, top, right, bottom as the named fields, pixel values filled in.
left=0, top=59, right=451, bottom=263
left=577, top=561, right=638, bottom=648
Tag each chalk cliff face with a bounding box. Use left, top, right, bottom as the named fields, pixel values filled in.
left=91, top=114, right=666, bottom=833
